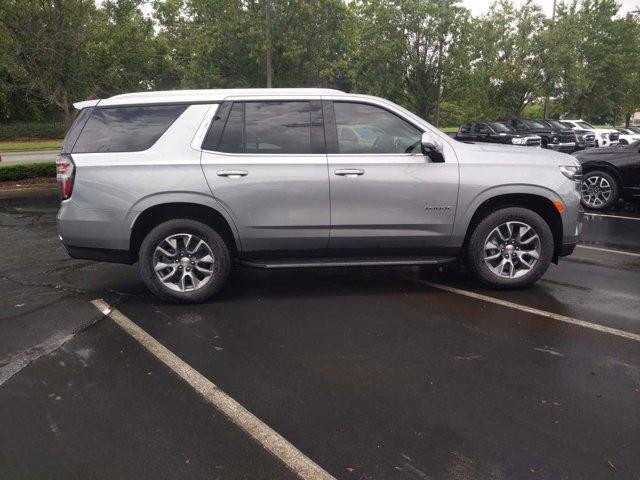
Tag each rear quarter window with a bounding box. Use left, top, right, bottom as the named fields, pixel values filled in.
left=72, top=105, right=188, bottom=153
left=62, top=107, right=94, bottom=153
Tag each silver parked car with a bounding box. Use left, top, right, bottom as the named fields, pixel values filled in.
left=57, top=89, right=582, bottom=303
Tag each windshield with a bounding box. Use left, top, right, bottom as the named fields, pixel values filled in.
left=616, top=128, right=632, bottom=134
left=545, top=120, right=570, bottom=130
left=487, top=122, right=514, bottom=133
left=577, top=121, right=595, bottom=129
left=522, top=119, right=547, bottom=129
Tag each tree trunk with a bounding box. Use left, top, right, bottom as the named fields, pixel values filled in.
left=61, top=101, right=72, bottom=130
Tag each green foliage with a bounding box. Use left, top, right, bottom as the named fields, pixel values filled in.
left=0, top=123, right=65, bottom=141
left=0, top=162, right=56, bottom=181
left=0, top=0, right=639, bottom=129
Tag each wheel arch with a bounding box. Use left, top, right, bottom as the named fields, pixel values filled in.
left=580, top=161, right=623, bottom=186
left=462, top=193, right=563, bottom=263
left=130, top=201, right=240, bottom=263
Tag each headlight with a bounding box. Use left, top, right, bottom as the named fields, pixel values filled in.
left=560, top=165, right=582, bottom=181
left=511, top=137, right=527, bottom=145
left=600, top=133, right=608, bottom=139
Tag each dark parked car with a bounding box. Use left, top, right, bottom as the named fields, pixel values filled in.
left=499, top=118, right=576, bottom=152
left=573, top=140, right=640, bottom=210
left=455, top=121, right=541, bottom=146
left=538, top=119, right=595, bottom=151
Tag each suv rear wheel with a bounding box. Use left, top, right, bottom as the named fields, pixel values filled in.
left=138, top=219, right=231, bottom=303
left=465, top=207, right=554, bottom=289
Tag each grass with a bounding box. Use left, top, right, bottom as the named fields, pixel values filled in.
left=0, top=139, right=63, bottom=152
left=0, top=162, right=56, bottom=181
left=439, top=126, right=458, bottom=133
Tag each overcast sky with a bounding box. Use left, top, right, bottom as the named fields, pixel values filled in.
left=461, top=0, right=640, bottom=16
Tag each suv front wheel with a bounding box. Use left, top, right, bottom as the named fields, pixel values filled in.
left=465, top=207, right=554, bottom=289
left=138, top=219, right=231, bottom=303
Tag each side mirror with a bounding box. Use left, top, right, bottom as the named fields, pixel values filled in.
left=421, top=132, right=445, bottom=162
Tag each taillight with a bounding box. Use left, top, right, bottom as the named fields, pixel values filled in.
left=56, top=154, right=75, bottom=200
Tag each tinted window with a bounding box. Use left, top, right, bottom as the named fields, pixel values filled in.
left=201, top=102, right=231, bottom=151
left=522, top=119, right=547, bottom=129
left=245, top=102, right=312, bottom=154
left=333, top=102, right=422, bottom=154
left=217, top=102, right=244, bottom=153
left=215, top=101, right=314, bottom=154
left=72, top=105, right=187, bottom=153
left=488, top=122, right=514, bottom=133
left=62, top=107, right=94, bottom=153
left=458, top=123, right=471, bottom=133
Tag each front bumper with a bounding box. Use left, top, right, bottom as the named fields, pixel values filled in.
left=548, top=142, right=576, bottom=152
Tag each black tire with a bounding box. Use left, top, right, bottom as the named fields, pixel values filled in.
left=138, top=218, right=231, bottom=303
left=464, top=207, right=554, bottom=289
left=619, top=139, right=628, bottom=145
left=579, top=170, right=619, bottom=211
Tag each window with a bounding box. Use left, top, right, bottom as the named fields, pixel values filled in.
left=577, top=121, right=595, bottom=129
left=458, top=123, right=471, bottom=134
left=476, top=124, right=490, bottom=134
left=488, top=122, right=514, bottom=133
left=213, top=101, right=315, bottom=154
left=218, top=102, right=244, bottom=153
left=245, top=102, right=312, bottom=154
left=62, top=107, right=94, bottom=153
left=72, top=105, right=187, bottom=153
left=333, top=102, right=422, bottom=154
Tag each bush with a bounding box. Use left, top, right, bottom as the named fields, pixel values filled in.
left=0, top=122, right=65, bottom=140
left=0, top=162, right=56, bottom=181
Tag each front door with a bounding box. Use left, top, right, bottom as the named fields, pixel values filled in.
left=324, top=100, right=458, bottom=253
left=200, top=99, right=329, bottom=256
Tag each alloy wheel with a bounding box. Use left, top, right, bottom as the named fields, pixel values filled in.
left=580, top=175, right=611, bottom=208
left=153, top=233, right=215, bottom=292
left=483, top=221, right=541, bottom=279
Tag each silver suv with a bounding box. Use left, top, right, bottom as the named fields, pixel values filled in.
left=57, top=89, right=582, bottom=303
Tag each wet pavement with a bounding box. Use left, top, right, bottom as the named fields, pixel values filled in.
left=1, top=187, right=639, bottom=479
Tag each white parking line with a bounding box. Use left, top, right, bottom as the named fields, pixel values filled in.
left=584, top=212, right=640, bottom=221
left=404, top=279, right=640, bottom=343
left=91, top=299, right=336, bottom=480
left=576, top=244, right=640, bottom=258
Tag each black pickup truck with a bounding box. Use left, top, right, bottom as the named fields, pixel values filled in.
left=455, top=121, right=542, bottom=146
left=537, top=119, right=595, bottom=150
left=498, top=118, right=576, bottom=152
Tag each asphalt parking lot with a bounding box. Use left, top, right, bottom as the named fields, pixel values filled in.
left=1, top=187, right=639, bottom=480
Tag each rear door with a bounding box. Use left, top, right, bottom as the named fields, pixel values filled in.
left=323, top=98, right=459, bottom=252
left=200, top=97, right=330, bottom=255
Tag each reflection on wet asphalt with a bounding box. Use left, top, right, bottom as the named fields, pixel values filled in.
left=1, top=188, right=639, bottom=479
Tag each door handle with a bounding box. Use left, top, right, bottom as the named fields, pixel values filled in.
left=334, top=169, right=364, bottom=177
left=217, top=170, right=248, bottom=178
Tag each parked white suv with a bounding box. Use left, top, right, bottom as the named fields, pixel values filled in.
left=614, top=127, right=640, bottom=145
left=561, top=120, right=619, bottom=147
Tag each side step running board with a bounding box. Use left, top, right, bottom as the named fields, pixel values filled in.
left=241, top=256, right=458, bottom=269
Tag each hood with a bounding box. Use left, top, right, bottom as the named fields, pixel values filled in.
left=573, top=141, right=638, bottom=161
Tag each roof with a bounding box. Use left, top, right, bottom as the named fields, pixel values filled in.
left=74, top=88, right=346, bottom=109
